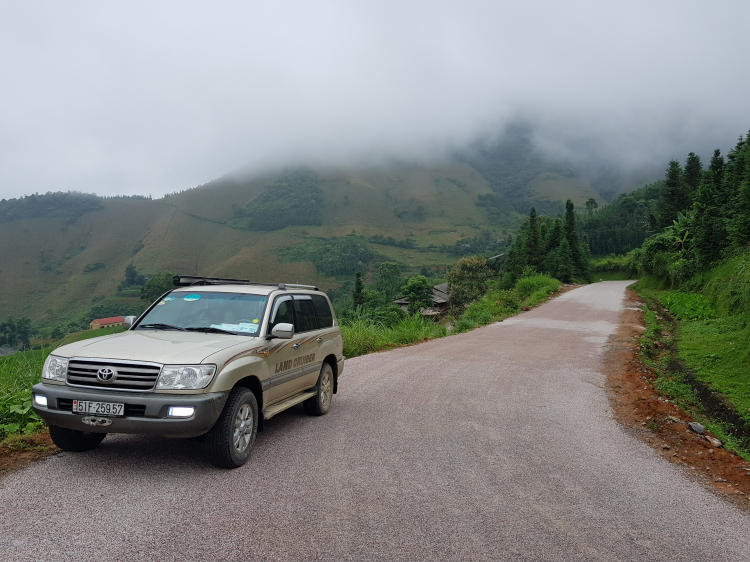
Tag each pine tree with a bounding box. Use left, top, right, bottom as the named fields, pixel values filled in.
left=563, top=199, right=587, bottom=279
left=658, top=160, right=688, bottom=227
left=545, top=219, right=563, bottom=254
left=683, top=152, right=703, bottom=203
left=523, top=207, right=542, bottom=269
left=555, top=238, right=573, bottom=283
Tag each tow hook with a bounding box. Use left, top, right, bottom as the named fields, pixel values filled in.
left=81, top=416, right=113, bottom=427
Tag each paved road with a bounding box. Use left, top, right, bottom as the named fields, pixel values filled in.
left=2, top=281, right=749, bottom=561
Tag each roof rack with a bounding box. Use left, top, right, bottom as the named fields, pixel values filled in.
left=172, top=275, right=319, bottom=291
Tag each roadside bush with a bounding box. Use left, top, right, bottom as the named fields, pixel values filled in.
left=388, top=314, right=446, bottom=345
left=340, top=319, right=383, bottom=358
left=514, top=274, right=561, bottom=301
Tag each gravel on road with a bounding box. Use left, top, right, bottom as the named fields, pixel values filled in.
left=1, top=281, right=748, bottom=561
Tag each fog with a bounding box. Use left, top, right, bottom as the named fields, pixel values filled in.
left=1, top=0, right=748, bottom=200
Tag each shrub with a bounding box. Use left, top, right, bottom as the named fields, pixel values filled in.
left=340, top=319, right=383, bottom=358
left=514, top=274, right=561, bottom=301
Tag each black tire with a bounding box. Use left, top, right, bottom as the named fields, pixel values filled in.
left=303, top=362, right=334, bottom=416
left=48, top=426, right=106, bottom=452
left=206, top=387, right=258, bottom=469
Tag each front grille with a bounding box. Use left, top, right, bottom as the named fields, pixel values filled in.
left=57, top=398, right=146, bottom=417
left=66, top=359, right=162, bottom=391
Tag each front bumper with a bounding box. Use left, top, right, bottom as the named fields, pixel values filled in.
left=32, top=383, right=228, bottom=438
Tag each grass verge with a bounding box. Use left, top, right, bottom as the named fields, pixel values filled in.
left=634, top=287, right=750, bottom=460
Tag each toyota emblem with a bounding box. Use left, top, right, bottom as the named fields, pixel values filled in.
left=96, top=367, right=117, bottom=382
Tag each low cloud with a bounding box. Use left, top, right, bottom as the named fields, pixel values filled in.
left=0, top=1, right=748, bottom=200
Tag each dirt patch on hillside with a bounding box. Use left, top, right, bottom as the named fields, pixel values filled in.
left=0, top=430, right=59, bottom=479
left=604, top=289, right=750, bottom=510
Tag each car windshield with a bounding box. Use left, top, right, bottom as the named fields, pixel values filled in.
left=135, top=291, right=268, bottom=336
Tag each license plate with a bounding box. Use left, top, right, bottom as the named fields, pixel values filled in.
left=72, top=400, right=124, bottom=417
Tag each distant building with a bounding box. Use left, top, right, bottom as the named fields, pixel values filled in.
left=90, top=316, right=125, bottom=330
left=394, top=283, right=451, bottom=317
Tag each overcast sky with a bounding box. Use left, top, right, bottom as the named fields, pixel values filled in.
left=1, top=0, right=748, bottom=200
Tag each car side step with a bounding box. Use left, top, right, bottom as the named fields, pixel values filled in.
left=263, top=390, right=316, bottom=420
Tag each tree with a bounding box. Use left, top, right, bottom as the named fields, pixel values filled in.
left=658, top=161, right=689, bottom=227
left=555, top=238, right=574, bottom=283
left=141, top=272, right=176, bottom=303
left=352, top=271, right=365, bottom=307
left=0, top=317, right=32, bottom=348
left=447, top=256, right=493, bottom=308
left=585, top=198, right=598, bottom=213
left=123, top=264, right=145, bottom=286
left=375, top=262, right=403, bottom=298
left=522, top=207, right=542, bottom=269
left=401, top=276, right=434, bottom=314
left=563, top=199, right=589, bottom=280
left=683, top=152, right=703, bottom=200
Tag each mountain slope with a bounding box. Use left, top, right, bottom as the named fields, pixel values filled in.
left=0, top=156, right=618, bottom=323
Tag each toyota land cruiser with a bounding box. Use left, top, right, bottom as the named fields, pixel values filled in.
left=31, top=275, right=345, bottom=468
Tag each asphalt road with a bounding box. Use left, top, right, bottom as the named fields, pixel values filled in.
left=2, top=281, right=749, bottom=561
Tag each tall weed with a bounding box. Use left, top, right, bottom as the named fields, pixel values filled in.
left=514, top=274, right=561, bottom=301
left=0, top=349, right=48, bottom=436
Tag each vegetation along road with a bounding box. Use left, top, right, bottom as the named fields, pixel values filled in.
left=1, top=281, right=748, bottom=561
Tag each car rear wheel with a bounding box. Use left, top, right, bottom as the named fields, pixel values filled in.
left=206, top=387, right=258, bottom=469
left=303, top=363, right=333, bottom=416
left=49, top=426, right=106, bottom=452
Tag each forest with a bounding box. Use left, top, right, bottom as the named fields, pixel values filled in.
left=229, top=172, right=324, bottom=231
left=0, top=191, right=102, bottom=222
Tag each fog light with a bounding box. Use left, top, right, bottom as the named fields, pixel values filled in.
left=168, top=406, right=195, bottom=418
left=34, top=394, right=48, bottom=408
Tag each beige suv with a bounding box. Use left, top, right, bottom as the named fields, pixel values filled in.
left=32, top=275, right=345, bottom=468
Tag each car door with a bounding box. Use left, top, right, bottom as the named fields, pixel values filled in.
left=291, top=294, right=324, bottom=388
left=265, top=295, right=305, bottom=403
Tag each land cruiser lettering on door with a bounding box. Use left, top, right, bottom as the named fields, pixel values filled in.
left=275, top=353, right=316, bottom=374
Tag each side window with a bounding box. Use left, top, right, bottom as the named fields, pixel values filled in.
left=292, top=296, right=317, bottom=333
left=269, top=296, right=295, bottom=332
left=311, top=295, right=333, bottom=328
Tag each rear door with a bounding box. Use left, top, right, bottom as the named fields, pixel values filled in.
left=292, top=295, right=324, bottom=388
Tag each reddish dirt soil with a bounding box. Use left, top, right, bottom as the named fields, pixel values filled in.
left=0, top=430, right=59, bottom=478
left=605, top=289, right=750, bottom=510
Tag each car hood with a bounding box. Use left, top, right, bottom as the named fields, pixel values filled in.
left=54, top=330, right=254, bottom=364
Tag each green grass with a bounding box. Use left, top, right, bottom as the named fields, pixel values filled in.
left=340, top=314, right=446, bottom=358
left=679, top=317, right=750, bottom=422
left=514, top=274, right=561, bottom=302
left=0, top=349, right=49, bottom=437
left=636, top=290, right=750, bottom=460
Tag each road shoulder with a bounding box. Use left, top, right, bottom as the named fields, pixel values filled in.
left=604, top=288, right=750, bottom=510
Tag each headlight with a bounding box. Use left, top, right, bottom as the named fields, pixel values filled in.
left=157, top=365, right=216, bottom=390
left=42, top=355, right=68, bottom=381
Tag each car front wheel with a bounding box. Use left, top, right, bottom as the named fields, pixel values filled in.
left=206, top=387, right=258, bottom=469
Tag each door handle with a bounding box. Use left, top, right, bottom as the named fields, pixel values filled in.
left=316, top=337, right=323, bottom=343
left=293, top=343, right=301, bottom=349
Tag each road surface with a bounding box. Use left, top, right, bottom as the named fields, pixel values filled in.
left=1, top=281, right=748, bottom=561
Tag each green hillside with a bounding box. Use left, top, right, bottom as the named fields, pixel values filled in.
left=0, top=150, right=617, bottom=324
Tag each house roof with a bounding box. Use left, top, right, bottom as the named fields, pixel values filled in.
left=395, top=283, right=450, bottom=306
left=92, top=316, right=125, bottom=325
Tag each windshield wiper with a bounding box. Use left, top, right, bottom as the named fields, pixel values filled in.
left=138, top=323, right=186, bottom=331
left=185, top=326, right=239, bottom=335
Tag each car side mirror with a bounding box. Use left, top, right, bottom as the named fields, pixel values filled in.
left=123, top=316, right=137, bottom=329
left=269, top=323, right=294, bottom=340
